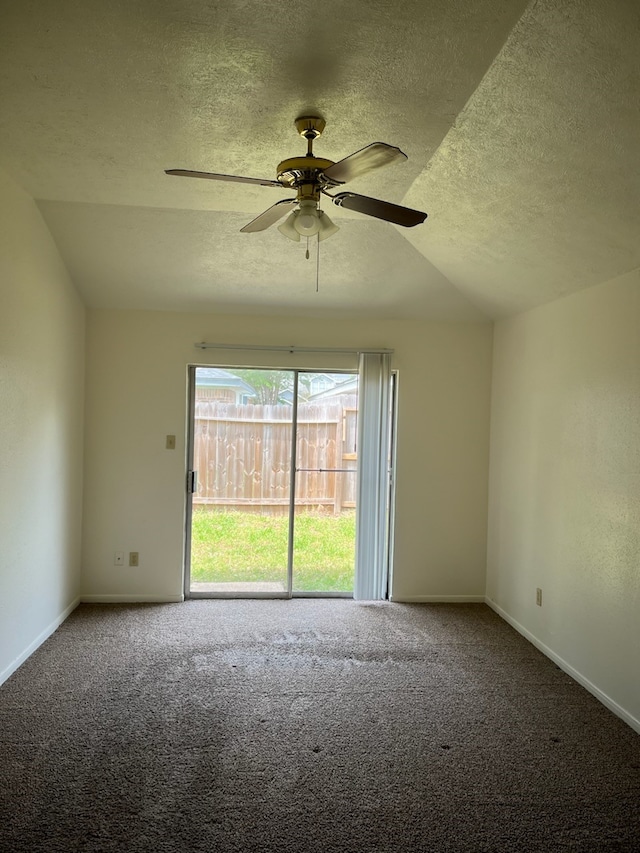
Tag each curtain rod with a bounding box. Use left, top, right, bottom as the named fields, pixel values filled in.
left=194, top=342, right=394, bottom=355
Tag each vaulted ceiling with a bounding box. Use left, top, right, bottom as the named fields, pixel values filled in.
left=1, top=0, right=638, bottom=321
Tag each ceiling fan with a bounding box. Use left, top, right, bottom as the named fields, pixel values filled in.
left=165, top=115, right=427, bottom=243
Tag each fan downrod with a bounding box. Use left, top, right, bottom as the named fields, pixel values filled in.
left=295, top=115, right=326, bottom=157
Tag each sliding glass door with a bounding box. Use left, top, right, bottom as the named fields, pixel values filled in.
left=185, top=367, right=361, bottom=598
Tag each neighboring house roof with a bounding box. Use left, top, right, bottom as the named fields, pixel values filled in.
left=308, top=373, right=338, bottom=390
left=195, top=368, right=256, bottom=397
left=278, top=374, right=357, bottom=404
left=310, top=376, right=358, bottom=400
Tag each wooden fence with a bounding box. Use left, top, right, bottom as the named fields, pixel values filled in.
left=193, top=397, right=358, bottom=515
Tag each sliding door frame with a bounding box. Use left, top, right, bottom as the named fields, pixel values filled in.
left=183, top=364, right=397, bottom=600
left=183, top=365, right=197, bottom=601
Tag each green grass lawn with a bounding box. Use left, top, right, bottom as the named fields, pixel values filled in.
left=190, top=508, right=355, bottom=591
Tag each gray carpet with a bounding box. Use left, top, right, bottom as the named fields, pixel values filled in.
left=1, top=601, right=638, bottom=852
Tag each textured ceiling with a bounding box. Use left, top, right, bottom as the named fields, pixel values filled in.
left=0, top=0, right=637, bottom=320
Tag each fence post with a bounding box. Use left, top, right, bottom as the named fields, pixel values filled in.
left=334, top=407, right=344, bottom=515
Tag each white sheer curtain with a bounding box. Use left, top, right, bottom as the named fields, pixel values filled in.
left=354, top=351, right=392, bottom=600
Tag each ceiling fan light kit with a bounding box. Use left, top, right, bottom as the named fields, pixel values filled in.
left=166, top=114, right=427, bottom=244
left=277, top=200, right=340, bottom=243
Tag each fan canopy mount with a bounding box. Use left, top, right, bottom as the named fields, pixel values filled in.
left=294, top=114, right=326, bottom=140
left=165, top=114, right=427, bottom=241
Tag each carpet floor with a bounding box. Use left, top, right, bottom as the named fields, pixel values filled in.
left=0, top=600, right=638, bottom=852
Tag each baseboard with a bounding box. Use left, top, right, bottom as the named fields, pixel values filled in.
left=80, top=594, right=184, bottom=603
left=486, top=597, right=640, bottom=735
left=0, top=596, right=80, bottom=687
left=390, top=595, right=486, bottom=603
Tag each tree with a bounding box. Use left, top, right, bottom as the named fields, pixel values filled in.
left=233, top=369, right=292, bottom=405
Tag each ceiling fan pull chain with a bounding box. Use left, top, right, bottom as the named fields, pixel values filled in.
left=306, top=237, right=310, bottom=260
left=316, top=233, right=320, bottom=293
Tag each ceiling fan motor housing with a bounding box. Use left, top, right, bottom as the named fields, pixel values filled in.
left=276, top=156, right=337, bottom=196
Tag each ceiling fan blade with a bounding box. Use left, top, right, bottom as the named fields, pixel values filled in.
left=322, top=143, right=407, bottom=184
left=332, top=192, right=427, bottom=227
left=240, top=198, right=298, bottom=233
left=165, top=169, right=283, bottom=188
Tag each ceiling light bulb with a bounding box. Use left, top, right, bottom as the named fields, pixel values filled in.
left=294, top=200, right=320, bottom=237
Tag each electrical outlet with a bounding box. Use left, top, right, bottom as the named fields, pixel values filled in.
left=129, top=551, right=139, bottom=567
left=166, top=434, right=176, bottom=450
left=114, top=551, right=124, bottom=566
left=536, top=587, right=543, bottom=607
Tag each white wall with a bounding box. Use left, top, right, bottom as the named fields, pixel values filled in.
left=0, top=170, right=85, bottom=683
left=487, top=270, right=640, bottom=730
left=82, top=309, right=493, bottom=602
